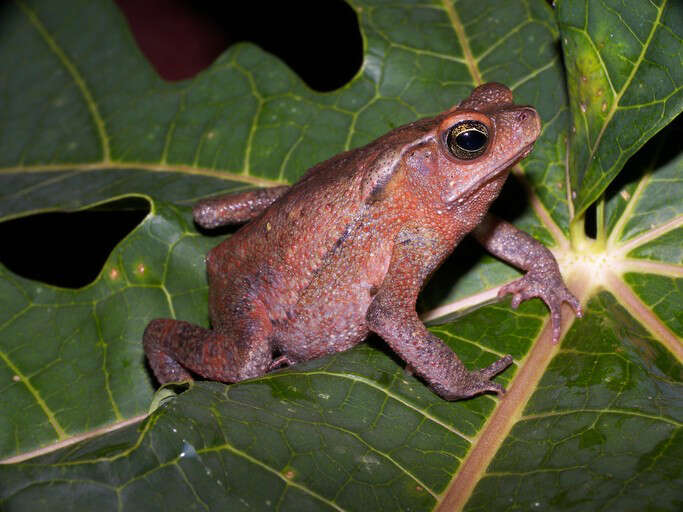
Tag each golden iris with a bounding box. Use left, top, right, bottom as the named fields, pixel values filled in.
left=447, top=121, right=489, bottom=160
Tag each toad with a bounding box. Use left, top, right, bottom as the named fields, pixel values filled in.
left=144, top=83, right=582, bottom=400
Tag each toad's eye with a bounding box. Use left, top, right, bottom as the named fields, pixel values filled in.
left=446, top=120, right=489, bottom=160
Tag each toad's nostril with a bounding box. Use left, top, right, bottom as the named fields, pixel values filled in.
left=518, top=107, right=541, bottom=135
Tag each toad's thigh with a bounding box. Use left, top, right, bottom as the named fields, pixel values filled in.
left=205, top=249, right=276, bottom=334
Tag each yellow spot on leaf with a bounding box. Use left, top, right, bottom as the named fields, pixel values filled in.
left=565, top=32, right=614, bottom=144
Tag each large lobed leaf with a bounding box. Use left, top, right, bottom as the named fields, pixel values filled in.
left=0, top=0, right=681, bottom=510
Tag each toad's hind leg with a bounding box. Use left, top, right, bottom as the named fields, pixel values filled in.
left=143, top=309, right=273, bottom=384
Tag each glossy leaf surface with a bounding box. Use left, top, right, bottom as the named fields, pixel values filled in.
left=558, top=0, right=683, bottom=217
left=0, top=1, right=680, bottom=510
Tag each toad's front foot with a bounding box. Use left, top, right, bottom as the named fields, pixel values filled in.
left=441, top=354, right=513, bottom=400
left=499, top=270, right=582, bottom=343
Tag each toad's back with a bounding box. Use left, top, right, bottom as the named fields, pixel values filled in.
left=205, top=117, right=439, bottom=357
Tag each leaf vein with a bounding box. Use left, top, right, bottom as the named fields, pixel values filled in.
left=257, top=370, right=473, bottom=441
left=16, top=1, right=110, bottom=161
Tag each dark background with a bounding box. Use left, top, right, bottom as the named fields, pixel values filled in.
left=115, top=0, right=362, bottom=88
left=0, top=0, right=362, bottom=288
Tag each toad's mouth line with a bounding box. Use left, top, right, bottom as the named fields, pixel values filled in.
left=448, top=142, right=536, bottom=204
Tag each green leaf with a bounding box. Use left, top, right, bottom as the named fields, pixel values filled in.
left=466, top=291, right=682, bottom=512
left=0, top=1, right=681, bottom=511
left=558, top=0, right=683, bottom=218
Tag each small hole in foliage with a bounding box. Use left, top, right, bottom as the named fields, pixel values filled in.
left=116, top=0, right=363, bottom=92
left=0, top=197, right=150, bottom=289
left=584, top=202, right=597, bottom=239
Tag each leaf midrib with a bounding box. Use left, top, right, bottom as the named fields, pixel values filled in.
left=441, top=0, right=482, bottom=85
left=437, top=271, right=591, bottom=511
left=0, top=346, right=67, bottom=440
left=0, top=162, right=286, bottom=187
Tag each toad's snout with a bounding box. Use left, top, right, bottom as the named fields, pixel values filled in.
left=493, top=105, right=542, bottom=152
left=517, top=107, right=538, bottom=125
left=515, top=106, right=542, bottom=143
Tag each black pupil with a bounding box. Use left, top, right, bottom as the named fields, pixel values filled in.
left=456, top=129, right=487, bottom=151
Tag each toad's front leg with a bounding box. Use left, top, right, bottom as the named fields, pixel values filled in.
left=472, top=214, right=582, bottom=343
left=366, top=227, right=513, bottom=400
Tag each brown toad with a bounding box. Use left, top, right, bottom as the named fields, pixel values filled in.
left=144, top=83, right=581, bottom=400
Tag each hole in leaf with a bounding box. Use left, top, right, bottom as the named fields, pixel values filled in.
left=584, top=202, right=597, bottom=239
left=0, top=197, right=150, bottom=289
left=116, top=0, right=363, bottom=91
